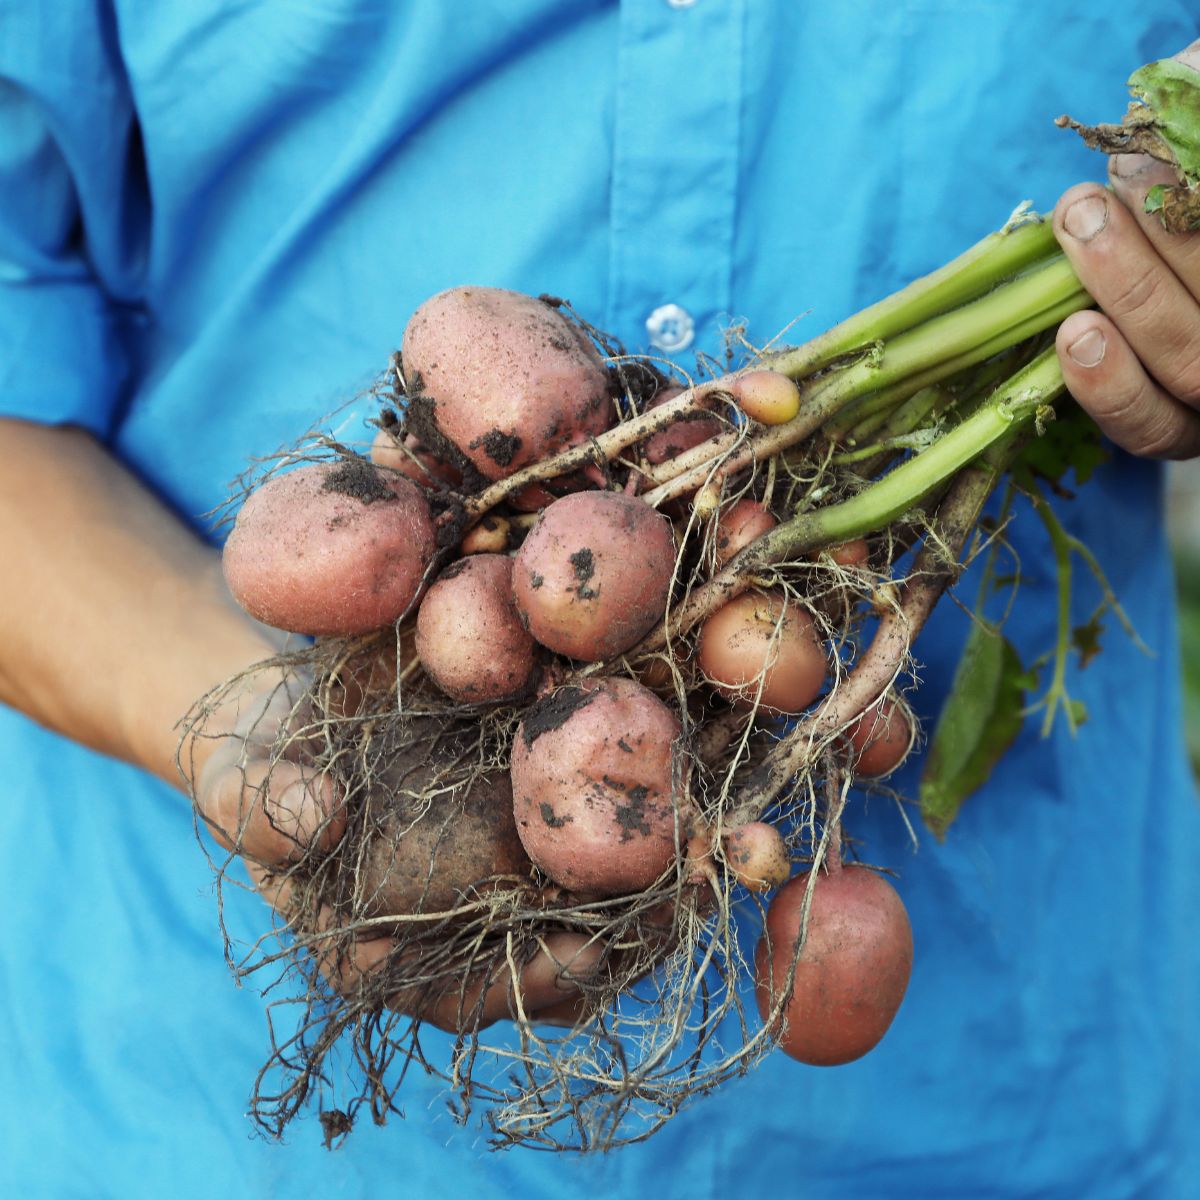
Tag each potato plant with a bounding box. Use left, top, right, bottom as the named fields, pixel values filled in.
left=187, top=59, right=1200, bottom=1153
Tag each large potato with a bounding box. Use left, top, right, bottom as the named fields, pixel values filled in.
left=512, top=491, right=676, bottom=661
left=754, top=866, right=912, bottom=1065
left=358, top=737, right=533, bottom=918
left=510, top=677, right=687, bottom=897
left=402, top=286, right=613, bottom=481
left=415, top=554, right=540, bottom=703
left=223, top=459, right=436, bottom=636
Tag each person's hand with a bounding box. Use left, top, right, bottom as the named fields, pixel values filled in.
left=189, top=672, right=600, bottom=1032
left=1052, top=41, right=1200, bottom=461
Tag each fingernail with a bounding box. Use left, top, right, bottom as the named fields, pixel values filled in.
left=1063, top=193, right=1108, bottom=241
left=1112, top=152, right=1155, bottom=178
left=1067, top=328, right=1106, bottom=368
left=1177, top=39, right=1200, bottom=70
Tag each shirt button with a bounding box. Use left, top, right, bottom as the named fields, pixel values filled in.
left=646, top=303, right=695, bottom=352
left=666, top=0, right=697, bottom=8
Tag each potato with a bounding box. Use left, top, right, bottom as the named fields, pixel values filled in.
left=843, top=696, right=914, bottom=778
left=222, top=459, right=436, bottom=636
left=512, top=491, right=677, bottom=661
left=415, top=554, right=540, bottom=703
left=697, top=590, right=827, bottom=714
left=714, top=498, right=777, bottom=566
left=402, top=286, right=613, bottom=481
left=754, top=866, right=912, bottom=1065
left=510, top=677, right=687, bottom=897
left=730, top=370, right=801, bottom=425
left=370, top=426, right=462, bottom=488
left=642, top=386, right=725, bottom=466
left=358, top=737, right=533, bottom=918
left=720, top=821, right=790, bottom=892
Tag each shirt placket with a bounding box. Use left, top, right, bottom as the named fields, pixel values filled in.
left=607, top=0, right=744, bottom=362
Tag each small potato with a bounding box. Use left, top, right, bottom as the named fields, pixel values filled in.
left=402, top=286, right=613, bottom=481
left=415, top=554, right=540, bottom=703
left=460, top=515, right=510, bottom=555
left=697, top=590, right=827, bottom=714
left=812, top=538, right=871, bottom=569
left=730, top=370, right=801, bottom=425
left=223, top=459, right=436, bottom=636
left=370, top=426, right=462, bottom=488
left=714, top=498, right=777, bottom=566
left=512, top=491, right=677, bottom=662
left=721, top=821, right=791, bottom=892
left=511, top=677, right=687, bottom=896
left=843, top=696, right=915, bottom=778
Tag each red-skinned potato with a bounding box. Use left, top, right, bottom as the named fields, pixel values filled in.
left=402, top=286, right=613, bottom=481
left=642, top=386, right=725, bottom=466
left=415, top=554, right=540, bottom=704
left=513, top=491, right=677, bottom=662
left=754, top=866, right=912, bottom=1065
left=714, top=498, right=777, bottom=566
left=843, top=696, right=915, bottom=778
left=511, top=677, right=688, bottom=897
left=223, top=459, right=436, bottom=636
left=697, top=591, right=827, bottom=714
left=812, top=538, right=870, bottom=569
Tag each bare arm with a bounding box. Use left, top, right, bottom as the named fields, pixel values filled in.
left=0, top=418, right=280, bottom=788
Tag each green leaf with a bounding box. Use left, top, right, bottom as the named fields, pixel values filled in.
left=1014, top=398, right=1107, bottom=487
left=1071, top=614, right=1104, bottom=668
left=1128, top=59, right=1200, bottom=186
left=920, top=623, right=1028, bottom=839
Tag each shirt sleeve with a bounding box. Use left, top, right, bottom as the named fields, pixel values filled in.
left=0, top=4, right=147, bottom=437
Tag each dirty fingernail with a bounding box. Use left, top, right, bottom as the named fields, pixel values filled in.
left=1112, top=153, right=1156, bottom=178
left=1064, top=193, right=1109, bottom=241
left=1068, top=328, right=1106, bottom=368
left=1176, top=39, right=1200, bottom=70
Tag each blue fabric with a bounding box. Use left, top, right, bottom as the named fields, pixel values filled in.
left=1, top=2, right=1198, bottom=1196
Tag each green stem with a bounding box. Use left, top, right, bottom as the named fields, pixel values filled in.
left=761, top=216, right=1061, bottom=380
left=782, top=348, right=1065, bottom=552
left=652, top=348, right=1067, bottom=647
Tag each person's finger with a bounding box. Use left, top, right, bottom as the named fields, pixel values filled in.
left=1055, top=309, right=1200, bottom=459
left=196, top=751, right=345, bottom=863
left=385, top=930, right=605, bottom=1033
left=1053, top=183, right=1200, bottom=412
left=1108, top=151, right=1200, bottom=297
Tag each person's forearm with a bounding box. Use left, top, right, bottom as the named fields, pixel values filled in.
left=0, top=419, right=281, bottom=790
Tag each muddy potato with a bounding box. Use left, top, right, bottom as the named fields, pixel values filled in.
left=223, top=459, right=436, bottom=636
left=511, top=677, right=687, bottom=897
left=513, top=491, right=677, bottom=661
left=357, top=739, right=533, bottom=919
left=642, top=386, right=725, bottom=466
left=415, top=554, right=540, bottom=703
left=721, top=821, right=790, bottom=892
left=402, top=286, right=613, bottom=481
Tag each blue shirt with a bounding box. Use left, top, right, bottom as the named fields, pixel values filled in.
left=1, top=3, right=1198, bottom=1196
